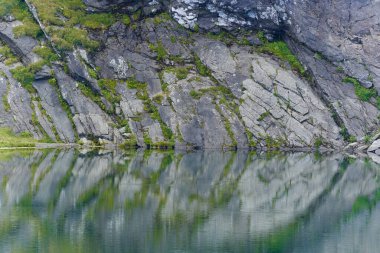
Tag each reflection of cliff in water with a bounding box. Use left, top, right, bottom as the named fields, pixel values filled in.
left=0, top=150, right=378, bottom=252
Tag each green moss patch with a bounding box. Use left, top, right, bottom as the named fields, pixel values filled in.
left=0, top=128, right=37, bottom=148
left=259, top=40, right=306, bottom=76
left=343, top=77, right=378, bottom=102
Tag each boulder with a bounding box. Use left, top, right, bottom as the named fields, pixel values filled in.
left=368, top=140, right=380, bottom=153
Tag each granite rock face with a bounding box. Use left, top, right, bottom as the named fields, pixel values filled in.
left=0, top=0, right=378, bottom=149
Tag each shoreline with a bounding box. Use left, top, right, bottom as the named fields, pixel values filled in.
left=0, top=142, right=368, bottom=153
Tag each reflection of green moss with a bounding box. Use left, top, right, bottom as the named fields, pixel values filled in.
left=77, top=185, right=100, bottom=205
left=352, top=196, right=371, bottom=214
left=48, top=151, right=78, bottom=210
left=351, top=188, right=380, bottom=215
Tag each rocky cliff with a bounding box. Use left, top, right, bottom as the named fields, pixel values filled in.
left=0, top=0, right=379, bottom=149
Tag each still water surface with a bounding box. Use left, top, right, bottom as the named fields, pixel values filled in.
left=0, top=149, right=379, bottom=253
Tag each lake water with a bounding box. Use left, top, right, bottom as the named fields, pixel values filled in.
left=0, top=149, right=379, bottom=253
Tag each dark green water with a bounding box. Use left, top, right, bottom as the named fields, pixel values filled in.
left=0, top=149, right=379, bottom=253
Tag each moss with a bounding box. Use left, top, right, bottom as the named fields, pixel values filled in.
left=259, top=40, right=306, bottom=76
left=152, top=94, right=164, bottom=104
left=163, top=82, right=170, bottom=92
left=127, top=78, right=174, bottom=143
left=206, top=31, right=236, bottom=45
left=122, top=15, right=131, bottom=26
left=352, top=196, right=371, bottom=214
left=10, top=61, right=45, bottom=93
left=149, top=41, right=167, bottom=61
left=364, top=135, right=371, bottom=144
left=126, top=78, right=147, bottom=90
left=48, top=78, right=78, bottom=141
left=51, top=27, right=99, bottom=52
left=339, top=127, right=356, bottom=142
left=238, top=37, right=250, bottom=46
left=343, top=76, right=378, bottom=102
left=88, top=67, right=98, bottom=79
left=33, top=46, right=59, bottom=64
left=348, top=135, right=357, bottom=143
left=0, top=44, right=19, bottom=65
left=77, top=185, right=100, bottom=205
left=194, top=55, right=210, bottom=76
left=193, top=24, right=200, bottom=33
left=245, top=129, right=257, bottom=148
left=176, top=124, right=184, bottom=143
left=0, top=0, right=41, bottom=38
left=144, top=99, right=174, bottom=141
left=143, top=131, right=152, bottom=146
left=0, top=127, right=37, bottom=147
left=215, top=104, right=237, bottom=148
left=313, top=52, right=323, bottom=60
left=189, top=90, right=202, bottom=99
left=336, top=66, right=344, bottom=73
left=80, top=13, right=116, bottom=30
left=98, top=79, right=121, bottom=106
left=264, top=135, right=284, bottom=149
left=120, top=134, right=138, bottom=149
left=30, top=101, right=46, bottom=140
left=165, top=66, right=191, bottom=80
left=168, top=55, right=184, bottom=64
left=152, top=12, right=171, bottom=25
left=174, top=67, right=189, bottom=80
left=2, top=76, right=11, bottom=112
left=257, top=111, right=270, bottom=121
left=13, top=22, right=42, bottom=38
left=314, top=137, right=323, bottom=148
left=77, top=82, right=108, bottom=111
left=132, top=10, right=141, bottom=21
left=256, top=31, right=267, bottom=43
left=170, top=36, right=176, bottom=44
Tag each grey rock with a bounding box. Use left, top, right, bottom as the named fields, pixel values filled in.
left=34, top=65, right=53, bottom=80
left=33, top=79, right=75, bottom=142
left=0, top=21, right=39, bottom=63
left=368, top=140, right=380, bottom=153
